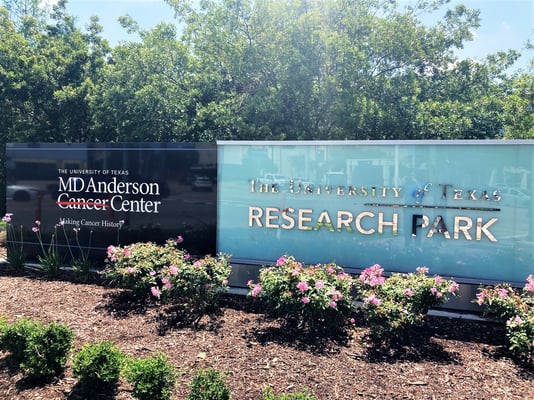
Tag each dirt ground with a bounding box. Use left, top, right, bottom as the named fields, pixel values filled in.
left=0, top=245, right=532, bottom=400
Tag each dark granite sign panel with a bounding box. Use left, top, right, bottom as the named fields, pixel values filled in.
left=6, top=143, right=217, bottom=265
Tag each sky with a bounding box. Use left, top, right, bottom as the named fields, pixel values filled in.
left=51, top=0, right=533, bottom=72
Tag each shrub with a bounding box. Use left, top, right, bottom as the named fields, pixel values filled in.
left=261, top=386, right=316, bottom=399
left=103, top=239, right=184, bottom=296
left=248, top=255, right=355, bottom=333
left=103, top=237, right=231, bottom=319
left=475, top=274, right=534, bottom=359
left=156, top=253, right=232, bottom=316
left=123, top=353, right=176, bottom=400
left=187, top=368, right=231, bottom=400
left=73, top=340, right=126, bottom=392
left=474, top=282, right=531, bottom=321
left=0, top=318, right=42, bottom=366
left=506, top=308, right=534, bottom=357
left=355, top=265, right=459, bottom=341
left=21, top=322, right=74, bottom=380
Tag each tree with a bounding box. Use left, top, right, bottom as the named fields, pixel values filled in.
left=166, top=0, right=493, bottom=140
left=0, top=0, right=109, bottom=213
left=90, top=19, right=192, bottom=142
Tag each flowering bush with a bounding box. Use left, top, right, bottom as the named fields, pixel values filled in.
left=474, top=275, right=534, bottom=359
left=355, top=265, right=459, bottom=341
left=103, top=238, right=187, bottom=296
left=103, top=237, right=231, bottom=320
left=248, top=256, right=355, bottom=333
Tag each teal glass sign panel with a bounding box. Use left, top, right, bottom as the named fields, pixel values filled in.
left=217, top=140, right=534, bottom=284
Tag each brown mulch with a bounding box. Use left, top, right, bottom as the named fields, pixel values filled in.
left=0, top=246, right=532, bottom=399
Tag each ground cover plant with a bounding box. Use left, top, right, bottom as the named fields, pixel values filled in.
left=0, top=241, right=533, bottom=398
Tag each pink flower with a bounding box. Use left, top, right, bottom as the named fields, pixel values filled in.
left=276, top=256, right=287, bottom=266
left=359, top=264, right=385, bottom=287
left=185, top=253, right=191, bottom=260
left=32, top=226, right=39, bottom=233
left=315, top=280, right=325, bottom=289
left=434, top=275, right=443, bottom=285
left=35, top=220, right=41, bottom=226
left=327, top=266, right=335, bottom=274
left=222, top=279, right=228, bottom=286
left=416, top=266, right=429, bottom=274
left=449, top=282, right=460, bottom=293
left=514, top=316, right=523, bottom=325
left=524, top=275, right=534, bottom=292
left=177, top=235, right=184, bottom=243
left=497, top=288, right=509, bottom=298
left=2, top=213, right=13, bottom=223
left=127, top=267, right=135, bottom=274
left=349, top=318, right=356, bottom=325
left=149, top=271, right=156, bottom=276
left=123, top=248, right=131, bottom=257
left=301, top=297, right=310, bottom=304
left=250, top=283, right=262, bottom=297
left=194, top=260, right=203, bottom=267
left=162, top=278, right=172, bottom=289
left=364, top=295, right=381, bottom=306
left=328, top=301, right=337, bottom=308
left=151, top=287, right=161, bottom=298
left=476, top=291, right=486, bottom=305
left=205, top=283, right=210, bottom=289
left=404, top=288, right=414, bottom=297
left=169, top=265, right=179, bottom=275
left=296, top=281, right=309, bottom=291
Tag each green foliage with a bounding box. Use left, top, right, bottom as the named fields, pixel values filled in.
left=261, top=386, right=316, bottom=400
left=103, top=239, right=188, bottom=296
left=103, top=238, right=231, bottom=320
left=506, top=308, right=534, bottom=358
left=37, top=246, right=63, bottom=278
left=72, top=340, right=125, bottom=393
left=474, top=283, right=528, bottom=321
left=0, top=317, right=41, bottom=365
left=248, top=256, right=355, bottom=333
left=187, top=368, right=231, bottom=400
left=123, top=353, right=177, bottom=400
left=355, top=265, right=459, bottom=341
left=475, top=275, right=534, bottom=359
left=21, top=321, right=74, bottom=380
left=33, top=221, right=63, bottom=278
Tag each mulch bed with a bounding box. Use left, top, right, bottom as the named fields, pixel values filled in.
left=0, top=247, right=532, bottom=399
